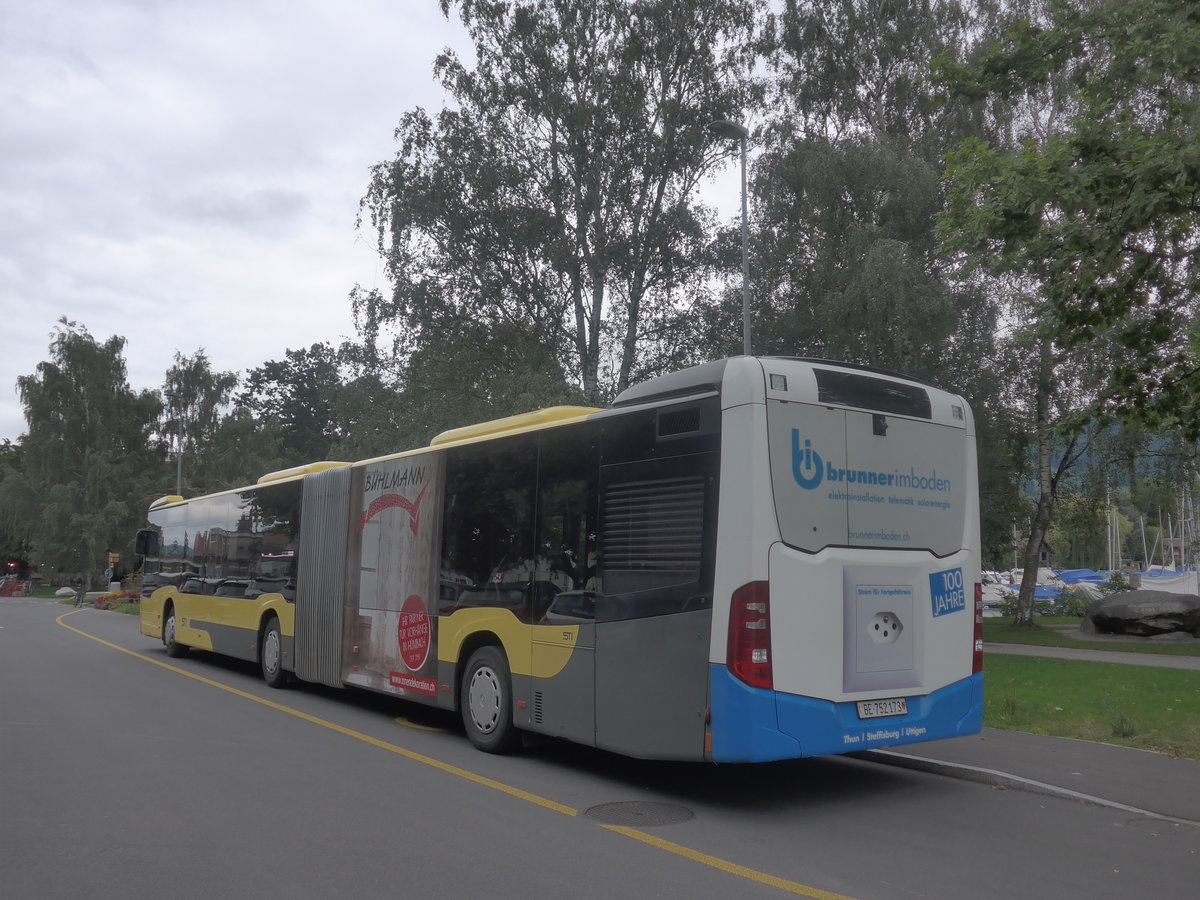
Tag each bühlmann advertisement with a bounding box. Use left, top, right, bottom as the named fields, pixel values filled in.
left=343, top=452, right=443, bottom=698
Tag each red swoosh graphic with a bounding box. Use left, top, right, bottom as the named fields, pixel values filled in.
left=359, top=481, right=429, bottom=534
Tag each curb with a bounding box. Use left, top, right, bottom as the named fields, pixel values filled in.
left=854, top=749, right=1200, bottom=829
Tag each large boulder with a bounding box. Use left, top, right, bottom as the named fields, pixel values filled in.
left=1082, top=590, right=1200, bottom=637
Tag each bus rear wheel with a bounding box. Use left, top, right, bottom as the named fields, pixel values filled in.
left=260, top=616, right=287, bottom=688
left=461, top=646, right=519, bottom=753
left=163, top=606, right=187, bottom=658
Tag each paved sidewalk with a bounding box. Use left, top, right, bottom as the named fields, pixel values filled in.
left=866, top=641, right=1200, bottom=823
left=984, top=641, right=1200, bottom=670
left=862, top=727, right=1200, bottom=825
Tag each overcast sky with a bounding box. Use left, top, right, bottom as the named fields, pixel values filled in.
left=0, top=0, right=474, bottom=443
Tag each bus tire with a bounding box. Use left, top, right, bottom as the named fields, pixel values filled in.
left=163, top=605, right=187, bottom=658
left=260, top=616, right=287, bottom=689
left=461, top=646, right=519, bottom=754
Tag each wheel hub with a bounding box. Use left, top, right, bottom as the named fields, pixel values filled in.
left=263, top=629, right=280, bottom=673
left=467, top=666, right=501, bottom=734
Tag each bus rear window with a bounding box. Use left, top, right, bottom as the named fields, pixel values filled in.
left=814, top=369, right=931, bottom=419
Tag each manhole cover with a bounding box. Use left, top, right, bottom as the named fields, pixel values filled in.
left=584, top=801, right=694, bottom=827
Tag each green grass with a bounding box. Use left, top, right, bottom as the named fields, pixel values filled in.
left=984, top=620, right=1200, bottom=657
left=41, top=586, right=140, bottom=615
left=984, top=655, right=1200, bottom=759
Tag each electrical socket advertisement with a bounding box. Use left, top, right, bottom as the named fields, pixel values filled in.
left=843, top=566, right=923, bottom=693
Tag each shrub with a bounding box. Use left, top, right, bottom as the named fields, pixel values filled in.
left=1057, top=586, right=1091, bottom=618
left=92, top=590, right=139, bottom=610
left=1101, top=571, right=1130, bottom=593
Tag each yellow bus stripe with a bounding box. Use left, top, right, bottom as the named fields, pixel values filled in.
left=58, top=610, right=862, bottom=900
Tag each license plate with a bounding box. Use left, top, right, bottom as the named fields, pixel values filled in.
left=856, top=698, right=908, bottom=719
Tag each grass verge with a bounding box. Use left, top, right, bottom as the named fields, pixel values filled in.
left=984, top=654, right=1200, bottom=759
left=45, top=589, right=139, bottom=615
left=984, top=620, right=1200, bottom=657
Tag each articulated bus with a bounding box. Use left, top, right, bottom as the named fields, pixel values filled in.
left=138, top=357, right=983, bottom=761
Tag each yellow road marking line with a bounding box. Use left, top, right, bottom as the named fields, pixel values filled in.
left=600, top=825, right=859, bottom=899
left=394, top=716, right=449, bottom=732
left=56, top=611, right=572, bottom=816
left=59, top=610, right=862, bottom=899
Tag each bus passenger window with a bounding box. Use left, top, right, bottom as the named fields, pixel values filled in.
left=533, top=424, right=600, bottom=622
left=439, top=434, right=537, bottom=622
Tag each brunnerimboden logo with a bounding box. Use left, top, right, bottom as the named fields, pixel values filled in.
left=791, top=429, right=824, bottom=489
left=789, top=429, right=953, bottom=493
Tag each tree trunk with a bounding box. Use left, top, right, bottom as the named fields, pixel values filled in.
left=1014, top=338, right=1055, bottom=628
left=1014, top=492, right=1052, bottom=627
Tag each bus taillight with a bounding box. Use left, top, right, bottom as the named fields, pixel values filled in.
left=972, top=582, right=984, bottom=674
left=728, top=581, right=772, bottom=690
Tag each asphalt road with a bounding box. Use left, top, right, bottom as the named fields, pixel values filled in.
left=3, top=598, right=1197, bottom=900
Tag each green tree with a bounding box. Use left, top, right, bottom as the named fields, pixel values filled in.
left=936, top=0, right=1200, bottom=620
left=742, top=0, right=1031, bottom=575
left=1046, top=493, right=1115, bottom=569
left=239, top=343, right=345, bottom=467
left=200, top=409, right=287, bottom=490
left=0, top=320, right=160, bottom=587
left=162, top=350, right=238, bottom=494
left=742, top=0, right=999, bottom=387
left=0, top=441, right=30, bottom=571
left=939, top=0, right=1200, bottom=436
left=393, top=320, right=586, bottom=447
left=358, top=0, right=758, bottom=405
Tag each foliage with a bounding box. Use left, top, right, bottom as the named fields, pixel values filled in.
left=1046, top=493, right=1114, bottom=569
left=977, top=403, right=1034, bottom=569
left=92, top=589, right=139, bottom=610
left=0, top=440, right=29, bottom=565
left=0, top=320, right=161, bottom=586
left=358, top=0, right=758, bottom=404
left=194, top=409, right=287, bottom=491
left=1054, top=585, right=1090, bottom=618
left=932, top=0, right=1180, bottom=623
left=938, top=0, right=1200, bottom=437
left=383, top=320, right=588, bottom=448
left=742, top=0, right=1000, bottom=388
left=1101, top=570, right=1130, bottom=593
left=238, top=343, right=345, bottom=466
left=162, top=350, right=239, bottom=493
left=162, top=350, right=238, bottom=456
left=745, top=0, right=1028, bottom=569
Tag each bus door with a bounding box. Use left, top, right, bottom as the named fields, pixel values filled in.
left=592, top=404, right=719, bottom=761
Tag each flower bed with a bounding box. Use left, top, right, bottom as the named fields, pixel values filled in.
left=92, top=590, right=140, bottom=610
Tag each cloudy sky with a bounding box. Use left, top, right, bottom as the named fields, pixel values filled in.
left=0, top=0, right=474, bottom=443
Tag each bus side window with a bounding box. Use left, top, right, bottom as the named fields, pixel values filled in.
left=533, top=424, right=600, bottom=623
left=440, top=433, right=537, bottom=621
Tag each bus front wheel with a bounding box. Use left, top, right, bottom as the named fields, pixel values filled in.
left=260, top=616, right=287, bottom=689
left=461, top=646, right=519, bottom=753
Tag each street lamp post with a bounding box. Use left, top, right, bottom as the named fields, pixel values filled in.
left=708, top=118, right=751, bottom=356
